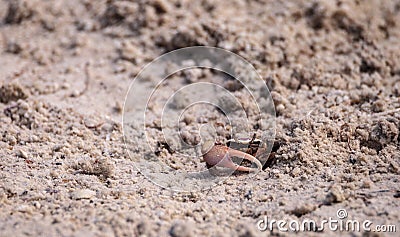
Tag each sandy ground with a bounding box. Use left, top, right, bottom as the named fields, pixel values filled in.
left=0, top=0, right=399, bottom=236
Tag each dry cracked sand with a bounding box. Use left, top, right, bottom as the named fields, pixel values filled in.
left=0, top=0, right=399, bottom=236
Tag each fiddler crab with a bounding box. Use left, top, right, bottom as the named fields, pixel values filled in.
left=202, top=135, right=269, bottom=173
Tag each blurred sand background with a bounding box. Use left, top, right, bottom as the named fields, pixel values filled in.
left=0, top=0, right=399, bottom=236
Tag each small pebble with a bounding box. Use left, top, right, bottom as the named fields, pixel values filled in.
left=291, top=167, right=301, bottom=177
left=169, top=221, right=194, bottom=237
left=71, top=189, right=96, bottom=200
left=15, top=205, right=33, bottom=214
left=18, top=149, right=28, bottom=159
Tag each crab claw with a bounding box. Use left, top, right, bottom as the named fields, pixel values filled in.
left=202, top=144, right=262, bottom=172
